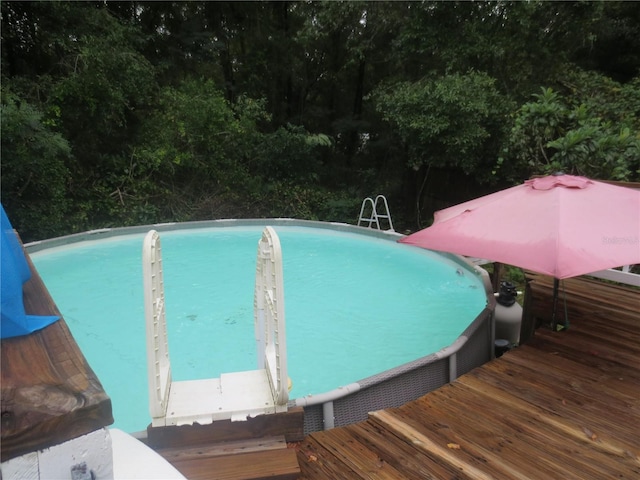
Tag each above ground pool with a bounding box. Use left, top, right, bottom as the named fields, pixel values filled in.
left=27, top=219, right=492, bottom=433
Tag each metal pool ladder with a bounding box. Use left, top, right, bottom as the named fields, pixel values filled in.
left=358, top=194, right=394, bottom=231
left=142, top=227, right=289, bottom=427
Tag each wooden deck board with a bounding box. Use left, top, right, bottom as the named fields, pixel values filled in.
left=302, top=427, right=407, bottom=479
left=469, top=355, right=640, bottom=446
left=506, top=346, right=640, bottom=406
left=419, top=383, right=636, bottom=478
left=298, top=435, right=366, bottom=479
left=398, top=389, right=593, bottom=479
left=459, top=373, right=639, bottom=460
left=157, top=436, right=289, bottom=464
left=168, top=446, right=300, bottom=480
left=298, top=274, right=640, bottom=479
left=346, top=421, right=460, bottom=479
left=371, top=408, right=536, bottom=480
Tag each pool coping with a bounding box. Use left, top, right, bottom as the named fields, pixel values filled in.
left=25, top=219, right=403, bottom=252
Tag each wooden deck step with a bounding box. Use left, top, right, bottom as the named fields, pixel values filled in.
left=147, top=408, right=304, bottom=479
left=157, top=435, right=300, bottom=480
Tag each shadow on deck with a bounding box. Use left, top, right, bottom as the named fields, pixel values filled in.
left=295, top=273, right=640, bottom=479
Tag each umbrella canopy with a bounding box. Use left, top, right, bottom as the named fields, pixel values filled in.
left=399, top=174, right=640, bottom=280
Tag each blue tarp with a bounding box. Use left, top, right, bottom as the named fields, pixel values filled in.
left=1, top=205, right=59, bottom=339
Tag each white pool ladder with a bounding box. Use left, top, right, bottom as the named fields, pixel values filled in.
left=143, top=227, right=288, bottom=427
left=357, top=195, right=394, bottom=231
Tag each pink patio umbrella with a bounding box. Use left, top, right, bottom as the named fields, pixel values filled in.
left=399, top=174, right=640, bottom=327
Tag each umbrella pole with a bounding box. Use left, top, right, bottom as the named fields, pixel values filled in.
left=551, top=278, right=559, bottom=330
left=551, top=278, right=569, bottom=331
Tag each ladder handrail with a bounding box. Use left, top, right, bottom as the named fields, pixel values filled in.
left=143, top=227, right=289, bottom=426
left=143, top=230, right=171, bottom=419
left=357, top=195, right=394, bottom=231
left=357, top=197, right=378, bottom=229
left=254, top=226, right=288, bottom=405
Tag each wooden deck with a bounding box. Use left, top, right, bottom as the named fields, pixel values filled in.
left=295, top=274, right=640, bottom=479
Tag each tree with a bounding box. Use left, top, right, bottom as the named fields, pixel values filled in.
left=2, top=2, right=158, bottom=230
left=1, top=91, right=72, bottom=240
left=2, top=1, right=640, bottom=240
left=571, top=1, right=640, bottom=82
left=388, top=1, right=597, bottom=95
left=373, top=71, right=512, bottom=225
left=133, top=79, right=334, bottom=220
left=499, top=69, right=640, bottom=182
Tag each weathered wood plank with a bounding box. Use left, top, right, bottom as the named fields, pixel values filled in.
left=370, top=409, right=514, bottom=480
left=147, top=407, right=304, bottom=450
left=525, top=272, right=640, bottom=330
left=522, top=271, right=640, bottom=344
left=505, top=346, right=640, bottom=405
left=414, top=380, right=639, bottom=479
left=532, top=330, right=640, bottom=369
left=470, top=359, right=640, bottom=446
left=393, top=390, right=577, bottom=479
left=527, top=338, right=640, bottom=385
left=158, top=436, right=288, bottom=463
left=169, top=447, right=300, bottom=480
left=302, top=427, right=406, bottom=479
left=298, top=434, right=364, bottom=479
left=459, top=373, right=640, bottom=464
left=345, top=420, right=458, bottom=479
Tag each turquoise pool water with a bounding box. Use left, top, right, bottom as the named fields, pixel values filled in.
left=30, top=224, right=487, bottom=433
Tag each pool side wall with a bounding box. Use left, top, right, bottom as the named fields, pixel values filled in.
left=294, top=302, right=494, bottom=435
left=26, top=219, right=496, bottom=436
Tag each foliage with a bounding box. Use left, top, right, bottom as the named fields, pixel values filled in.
left=1, top=2, right=159, bottom=235
left=373, top=71, right=512, bottom=179
left=390, top=1, right=599, bottom=94
left=0, top=90, right=72, bottom=240
left=133, top=79, right=334, bottom=221
left=2, top=1, right=639, bottom=240
left=499, top=70, right=640, bottom=181
left=570, top=1, right=640, bottom=82
left=44, top=6, right=157, bottom=220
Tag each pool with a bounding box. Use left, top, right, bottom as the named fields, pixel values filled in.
left=27, top=219, right=495, bottom=434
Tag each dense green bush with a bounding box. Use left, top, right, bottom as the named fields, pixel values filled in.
left=498, top=70, right=640, bottom=182
left=1, top=91, right=72, bottom=240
